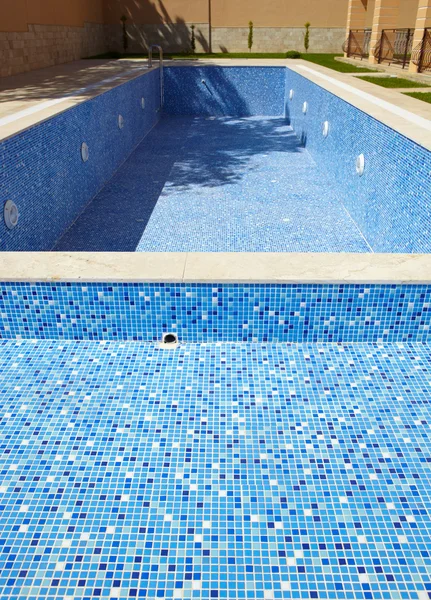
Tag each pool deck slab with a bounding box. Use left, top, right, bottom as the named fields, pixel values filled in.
left=1, top=252, right=431, bottom=284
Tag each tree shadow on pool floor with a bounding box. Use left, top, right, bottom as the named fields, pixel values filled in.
left=53, top=115, right=306, bottom=252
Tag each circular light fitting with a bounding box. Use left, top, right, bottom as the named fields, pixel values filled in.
left=322, top=121, right=329, bottom=138
left=4, top=200, right=19, bottom=230
left=302, top=101, right=308, bottom=114
left=356, top=153, right=365, bottom=176
left=81, top=142, right=89, bottom=162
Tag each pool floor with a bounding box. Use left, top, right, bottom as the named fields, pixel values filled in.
left=54, top=117, right=371, bottom=252
left=0, top=340, right=430, bottom=599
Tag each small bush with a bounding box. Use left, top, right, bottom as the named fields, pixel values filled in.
left=248, top=21, right=254, bottom=52
left=304, top=22, right=310, bottom=53
left=285, top=50, right=301, bottom=59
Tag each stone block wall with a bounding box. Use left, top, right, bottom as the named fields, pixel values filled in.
left=0, top=22, right=107, bottom=78
left=106, top=24, right=345, bottom=55
left=211, top=27, right=345, bottom=53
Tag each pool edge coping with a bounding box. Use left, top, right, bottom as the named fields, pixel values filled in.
left=1, top=252, right=430, bottom=284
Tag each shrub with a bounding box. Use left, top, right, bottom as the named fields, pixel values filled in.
left=248, top=21, right=254, bottom=52
left=285, top=50, right=301, bottom=58
left=303, top=22, right=310, bottom=53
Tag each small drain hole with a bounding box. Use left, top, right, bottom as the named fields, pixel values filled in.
left=162, top=333, right=178, bottom=345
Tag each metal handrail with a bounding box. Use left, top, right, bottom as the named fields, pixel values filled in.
left=148, top=45, right=164, bottom=108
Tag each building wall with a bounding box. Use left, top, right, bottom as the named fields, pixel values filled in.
left=104, top=0, right=348, bottom=53
left=0, top=0, right=107, bottom=77
left=0, top=0, right=423, bottom=77
left=364, top=0, right=418, bottom=27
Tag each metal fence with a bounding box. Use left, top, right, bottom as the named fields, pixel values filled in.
left=342, top=29, right=371, bottom=59
left=373, top=28, right=414, bottom=69
left=411, top=28, right=431, bottom=73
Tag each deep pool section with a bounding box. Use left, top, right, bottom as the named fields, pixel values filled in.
left=0, top=339, right=430, bottom=600
left=2, top=65, right=431, bottom=252
left=54, top=116, right=370, bottom=253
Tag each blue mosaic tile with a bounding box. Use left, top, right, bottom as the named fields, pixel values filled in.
left=55, top=115, right=370, bottom=253
left=0, top=282, right=430, bottom=343
left=163, top=66, right=286, bottom=116
left=286, top=69, right=431, bottom=253
left=0, top=339, right=430, bottom=600
left=0, top=69, right=161, bottom=251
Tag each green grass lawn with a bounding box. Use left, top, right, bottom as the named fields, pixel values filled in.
left=168, top=52, right=289, bottom=59
left=403, top=91, right=431, bottom=103
left=300, top=53, right=375, bottom=73
left=357, top=75, right=430, bottom=88
left=87, top=51, right=290, bottom=60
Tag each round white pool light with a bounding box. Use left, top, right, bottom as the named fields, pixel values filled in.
left=289, top=89, right=294, bottom=100
left=118, top=114, right=124, bottom=129
left=356, top=153, right=365, bottom=176
left=81, top=142, right=89, bottom=162
left=302, top=101, right=308, bottom=114
left=141, top=97, right=145, bottom=109
left=322, top=121, right=329, bottom=138
left=4, top=200, right=19, bottom=230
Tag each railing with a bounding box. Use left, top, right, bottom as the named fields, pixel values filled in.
left=411, top=28, right=431, bottom=73
left=148, top=45, right=164, bottom=108
left=343, top=29, right=371, bottom=59
left=373, top=28, right=414, bottom=69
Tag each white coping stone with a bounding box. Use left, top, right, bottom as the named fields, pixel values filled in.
left=0, top=252, right=430, bottom=284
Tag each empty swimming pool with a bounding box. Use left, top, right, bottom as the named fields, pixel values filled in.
left=1, top=66, right=430, bottom=253
left=1, top=62, right=431, bottom=600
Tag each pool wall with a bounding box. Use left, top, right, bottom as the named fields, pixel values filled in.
left=164, top=66, right=286, bottom=116
left=285, top=69, right=431, bottom=254
left=0, top=68, right=160, bottom=251
left=0, top=281, right=429, bottom=342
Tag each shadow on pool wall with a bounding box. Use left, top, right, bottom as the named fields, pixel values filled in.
left=163, top=66, right=286, bottom=116
left=285, top=69, right=431, bottom=253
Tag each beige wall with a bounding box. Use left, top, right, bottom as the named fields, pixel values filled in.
left=0, top=0, right=104, bottom=32
left=364, top=0, right=419, bottom=27
left=0, top=0, right=421, bottom=33
left=104, top=0, right=208, bottom=25
left=104, top=0, right=348, bottom=27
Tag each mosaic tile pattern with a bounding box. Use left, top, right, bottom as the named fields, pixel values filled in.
left=0, top=339, right=430, bottom=600
left=55, top=116, right=370, bottom=253
left=286, top=69, right=431, bottom=253
left=0, top=69, right=160, bottom=251
left=164, top=66, right=286, bottom=117
left=0, top=282, right=430, bottom=343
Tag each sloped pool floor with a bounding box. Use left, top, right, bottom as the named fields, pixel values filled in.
left=54, top=116, right=371, bottom=252
left=0, top=340, right=430, bottom=599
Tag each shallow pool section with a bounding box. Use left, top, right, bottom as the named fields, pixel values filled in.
left=54, top=116, right=370, bottom=253
left=0, top=339, right=430, bottom=600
